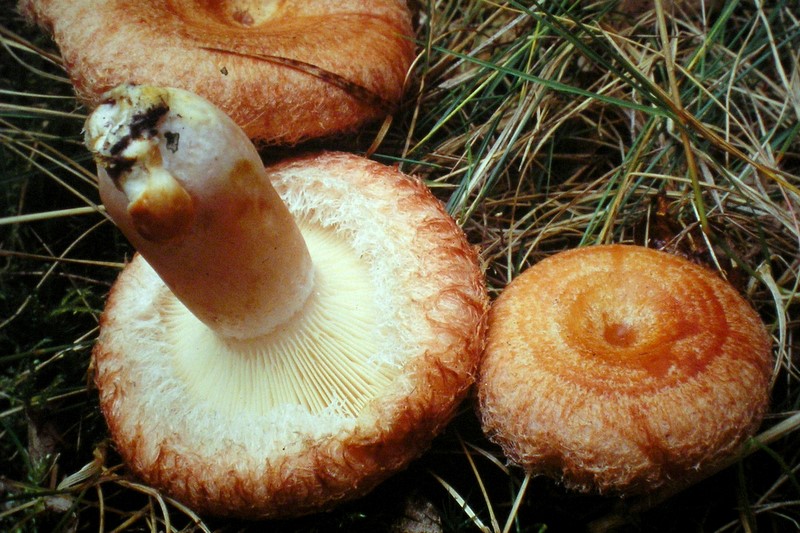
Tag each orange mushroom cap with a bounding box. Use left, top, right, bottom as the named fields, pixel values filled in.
left=21, top=0, right=415, bottom=144
left=477, top=244, right=773, bottom=494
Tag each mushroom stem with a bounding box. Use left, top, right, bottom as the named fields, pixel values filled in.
left=85, top=85, right=314, bottom=339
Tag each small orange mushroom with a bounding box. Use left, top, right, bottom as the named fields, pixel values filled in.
left=477, top=244, right=772, bottom=494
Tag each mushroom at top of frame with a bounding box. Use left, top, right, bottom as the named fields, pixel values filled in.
left=22, top=0, right=416, bottom=144
left=85, top=84, right=488, bottom=518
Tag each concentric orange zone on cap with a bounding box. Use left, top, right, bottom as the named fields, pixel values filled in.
left=477, top=244, right=772, bottom=494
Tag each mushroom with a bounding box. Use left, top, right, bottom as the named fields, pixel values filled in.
left=477, top=244, right=772, bottom=494
left=21, top=0, right=415, bottom=144
left=85, top=84, right=487, bottom=517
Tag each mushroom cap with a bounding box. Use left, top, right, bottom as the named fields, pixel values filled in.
left=20, top=0, right=415, bottom=144
left=93, top=152, right=488, bottom=518
left=477, top=244, right=772, bottom=494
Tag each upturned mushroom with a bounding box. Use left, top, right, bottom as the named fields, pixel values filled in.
left=21, top=0, right=415, bottom=144
left=85, top=84, right=487, bottom=518
left=477, top=245, right=772, bottom=494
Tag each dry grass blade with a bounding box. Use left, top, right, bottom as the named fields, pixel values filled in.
left=501, top=472, right=530, bottom=533
left=457, top=434, right=500, bottom=532
left=431, top=471, right=492, bottom=533
left=0, top=206, right=102, bottom=225
left=0, top=24, right=68, bottom=83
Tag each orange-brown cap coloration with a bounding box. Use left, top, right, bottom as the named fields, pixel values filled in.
left=21, top=0, right=415, bottom=144
left=86, top=85, right=487, bottom=518
left=477, top=245, right=772, bottom=495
